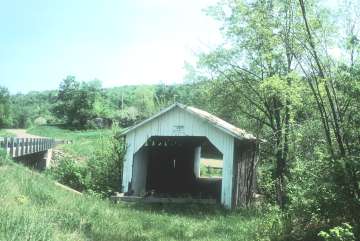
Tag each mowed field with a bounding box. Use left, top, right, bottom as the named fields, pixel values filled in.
left=27, top=126, right=112, bottom=160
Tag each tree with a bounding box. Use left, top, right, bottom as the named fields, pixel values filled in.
left=54, top=76, right=103, bottom=128
left=133, top=86, right=156, bottom=119
left=198, top=0, right=308, bottom=208
left=0, top=86, right=11, bottom=128
left=297, top=0, right=360, bottom=222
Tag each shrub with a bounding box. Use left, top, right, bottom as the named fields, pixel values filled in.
left=34, top=116, right=47, bottom=126
left=51, top=157, right=87, bottom=192
left=85, top=126, right=125, bottom=196
left=50, top=124, right=125, bottom=197
left=318, top=223, right=355, bottom=241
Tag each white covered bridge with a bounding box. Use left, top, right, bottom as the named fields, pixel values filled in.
left=121, top=103, right=260, bottom=208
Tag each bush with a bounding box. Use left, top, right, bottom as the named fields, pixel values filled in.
left=85, top=126, right=125, bottom=196
left=34, top=116, right=47, bottom=126
left=51, top=157, right=87, bottom=192
left=50, top=124, right=125, bottom=197
left=318, top=223, right=355, bottom=241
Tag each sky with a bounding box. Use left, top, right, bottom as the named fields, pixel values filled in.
left=0, top=0, right=222, bottom=93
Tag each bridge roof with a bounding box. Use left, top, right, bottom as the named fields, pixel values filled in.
left=122, top=103, right=259, bottom=141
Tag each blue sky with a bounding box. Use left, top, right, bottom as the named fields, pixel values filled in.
left=0, top=0, right=221, bottom=93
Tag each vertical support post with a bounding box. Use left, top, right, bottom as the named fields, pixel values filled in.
left=10, top=138, right=15, bottom=157
left=221, top=137, right=235, bottom=209
left=32, top=138, right=34, bottom=152
left=193, top=146, right=201, bottom=178
left=20, top=138, right=25, bottom=156
left=29, top=138, right=33, bottom=153
left=25, top=138, right=29, bottom=154
left=4, top=137, right=9, bottom=155
left=15, top=138, right=20, bottom=157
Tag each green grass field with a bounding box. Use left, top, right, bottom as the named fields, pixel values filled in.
left=0, top=129, right=15, bottom=137
left=27, top=126, right=112, bottom=160
left=0, top=154, right=283, bottom=241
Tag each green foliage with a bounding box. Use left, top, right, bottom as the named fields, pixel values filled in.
left=84, top=124, right=125, bottom=196
left=51, top=158, right=88, bottom=192
left=200, top=164, right=222, bottom=177
left=318, top=223, right=355, bottom=241
left=47, top=125, right=125, bottom=197
left=10, top=90, right=58, bottom=128
left=0, top=86, right=11, bottom=128
left=34, top=116, right=47, bottom=126
left=54, top=76, right=103, bottom=128
left=190, top=0, right=360, bottom=240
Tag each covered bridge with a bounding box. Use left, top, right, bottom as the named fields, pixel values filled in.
left=121, top=103, right=260, bottom=208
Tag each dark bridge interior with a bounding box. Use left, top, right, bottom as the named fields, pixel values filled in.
left=133, top=136, right=222, bottom=200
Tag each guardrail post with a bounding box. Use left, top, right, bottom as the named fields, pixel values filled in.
left=10, top=138, right=15, bottom=157
left=28, top=138, right=32, bottom=153
left=4, top=137, right=9, bottom=154
left=20, top=138, right=24, bottom=156
left=15, top=138, right=20, bottom=157
left=25, top=138, right=28, bottom=154
left=36, top=138, right=38, bottom=152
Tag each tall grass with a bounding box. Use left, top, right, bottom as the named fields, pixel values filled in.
left=0, top=158, right=284, bottom=241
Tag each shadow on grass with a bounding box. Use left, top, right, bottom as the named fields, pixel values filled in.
left=117, top=201, right=262, bottom=219
left=44, top=123, right=86, bottom=131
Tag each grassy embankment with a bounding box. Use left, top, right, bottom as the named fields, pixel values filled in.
left=0, top=153, right=283, bottom=241
left=27, top=126, right=111, bottom=160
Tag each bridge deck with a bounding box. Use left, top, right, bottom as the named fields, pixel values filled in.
left=0, top=137, right=55, bottom=158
